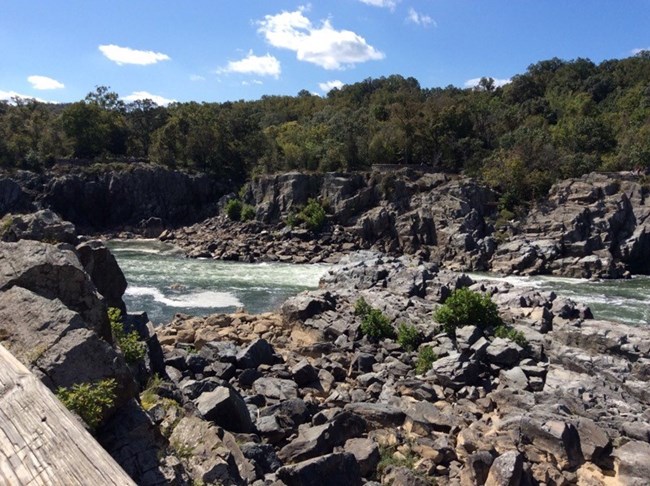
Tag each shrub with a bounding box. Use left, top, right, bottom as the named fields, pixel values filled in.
left=296, top=198, right=326, bottom=232
left=140, top=374, right=164, bottom=411
left=109, top=307, right=146, bottom=364
left=415, top=346, right=437, bottom=374
left=225, top=198, right=243, bottom=221
left=56, top=378, right=117, bottom=430
left=434, top=288, right=502, bottom=336
left=495, top=325, right=528, bottom=347
left=397, top=323, right=422, bottom=352
left=240, top=204, right=256, bottom=221
left=354, top=297, right=395, bottom=340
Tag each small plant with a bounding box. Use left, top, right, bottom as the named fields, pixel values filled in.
left=377, top=445, right=417, bottom=476
left=140, top=374, right=164, bottom=411
left=495, top=325, right=528, bottom=347
left=415, top=346, right=437, bottom=374
left=240, top=204, right=256, bottom=222
left=434, top=288, right=502, bottom=336
left=397, top=323, right=422, bottom=352
left=109, top=307, right=146, bottom=364
left=295, top=198, right=326, bottom=232
left=354, top=297, right=373, bottom=317
left=56, top=378, right=117, bottom=430
left=225, top=198, right=243, bottom=221
left=171, top=439, right=194, bottom=460
left=354, top=298, right=395, bottom=339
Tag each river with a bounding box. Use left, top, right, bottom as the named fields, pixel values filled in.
left=108, top=240, right=649, bottom=326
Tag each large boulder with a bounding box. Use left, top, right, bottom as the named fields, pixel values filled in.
left=76, top=240, right=128, bottom=311
left=0, top=210, right=77, bottom=244
left=0, top=241, right=111, bottom=341
left=277, top=452, right=362, bottom=486
left=194, top=386, right=254, bottom=433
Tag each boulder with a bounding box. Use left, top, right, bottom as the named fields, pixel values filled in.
left=485, top=338, right=522, bottom=367
left=1, top=210, right=77, bottom=244
left=291, top=359, right=319, bottom=387
left=194, top=386, right=253, bottom=433
left=613, top=440, right=650, bottom=486
left=344, top=438, right=380, bottom=477
left=277, top=452, right=362, bottom=486
left=0, top=241, right=111, bottom=341
left=252, top=377, right=299, bottom=401
left=485, top=450, right=523, bottom=486
left=281, top=290, right=336, bottom=322
left=240, top=442, right=282, bottom=477
left=429, top=353, right=481, bottom=390
left=343, top=402, right=406, bottom=430
left=76, top=240, right=127, bottom=311
left=235, top=338, right=276, bottom=369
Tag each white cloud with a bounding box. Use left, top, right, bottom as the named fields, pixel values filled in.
left=258, top=7, right=384, bottom=70
left=242, top=80, right=263, bottom=86
left=99, top=44, right=171, bottom=66
left=319, top=80, right=344, bottom=93
left=464, top=77, right=511, bottom=89
left=0, top=90, right=49, bottom=103
left=359, top=0, right=399, bottom=10
left=27, top=75, right=64, bottom=90
left=406, top=8, right=435, bottom=27
left=190, top=74, right=206, bottom=81
left=122, top=91, right=176, bottom=106
left=220, top=51, right=281, bottom=78
left=632, top=47, right=650, bottom=55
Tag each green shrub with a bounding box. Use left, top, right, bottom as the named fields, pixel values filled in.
left=240, top=204, right=256, bottom=221
left=415, top=346, right=438, bottom=374
left=434, top=288, right=502, bottom=336
left=354, top=297, right=395, bottom=339
left=109, top=307, right=146, bottom=364
left=495, top=325, right=528, bottom=347
left=225, top=198, right=243, bottom=220
left=296, top=198, right=326, bottom=232
left=56, top=378, right=117, bottom=430
left=140, top=374, right=164, bottom=411
left=397, top=323, right=422, bottom=351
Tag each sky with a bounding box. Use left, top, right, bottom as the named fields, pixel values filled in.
left=1, top=0, right=649, bottom=105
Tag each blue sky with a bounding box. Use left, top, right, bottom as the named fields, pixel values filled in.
left=1, top=1, right=648, bottom=105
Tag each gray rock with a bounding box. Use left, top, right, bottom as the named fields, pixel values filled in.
left=76, top=240, right=127, bottom=311
left=252, top=377, right=299, bottom=401
left=0, top=240, right=111, bottom=342
left=277, top=452, right=362, bottom=486
left=194, top=386, right=253, bottom=433
left=499, top=367, right=529, bottom=390
left=281, top=290, right=336, bottom=322
left=613, top=440, right=650, bottom=486
left=344, top=402, right=405, bottom=430
left=485, top=338, right=522, bottom=367
left=455, top=325, right=483, bottom=351
left=465, top=451, right=494, bottom=485
left=575, top=417, right=612, bottom=466
left=236, top=338, right=276, bottom=369
left=403, top=399, right=458, bottom=435
left=429, top=353, right=481, bottom=390
left=240, top=442, right=282, bottom=476
left=291, top=359, right=319, bottom=387
left=485, top=450, right=523, bottom=486
left=344, top=438, right=380, bottom=477
left=1, top=209, right=77, bottom=244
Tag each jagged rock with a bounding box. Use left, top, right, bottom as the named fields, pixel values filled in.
left=344, top=402, right=406, bottom=430
left=194, top=386, right=253, bottom=433
left=429, top=353, right=481, bottom=390
left=485, top=338, right=522, bottom=367
left=291, top=359, right=319, bottom=387
left=278, top=411, right=366, bottom=463
left=613, top=440, right=650, bottom=486
left=0, top=240, right=111, bottom=341
left=382, top=466, right=432, bottom=486
left=240, top=442, right=282, bottom=477
left=0, top=177, right=31, bottom=216
left=485, top=450, right=523, bottom=486
left=574, top=417, right=612, bottom=466
left=1, top=209, right=77, bottom=244
left=281, top=291, right=336, bottom=322
left=76, top=240, right=127, bottom=311
left=463, top=451, right=494, bottom=485
left=344, top=438, right=380, bottom=477
left=252, top=377, right=299, bottom=401
left=517, top=417, right=584, bottom=470
left=235, top=338, right=276, bottom=369
left=277, top=452, right=362, bottom=486
left=402, top=399, right=458, bottom=435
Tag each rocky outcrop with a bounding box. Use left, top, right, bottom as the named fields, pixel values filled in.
left=1, top=209, right=77, bottom=244
left=76, top=239, right=128, bottom=311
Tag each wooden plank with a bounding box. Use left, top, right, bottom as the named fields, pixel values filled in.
left=0, top=344, right=136, bottom=485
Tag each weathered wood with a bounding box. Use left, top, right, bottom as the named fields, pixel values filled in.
left=0, top=344, right=135, bottom=485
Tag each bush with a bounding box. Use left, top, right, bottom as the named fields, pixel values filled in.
left=397, top=323, right=422, bottom=352
left=109, top=307, right=146, bottom=364
left=241, top=204, right=256, bottom=221
left=354, top=297, right=395, bottom=340
left=296, top=198, right=326, bottom=232
left=56, top=378, right=117, bottom=430
left=495, top=325, right=528, bottom=347
left=434, top=288, right=502, bottom=336
left=415, top=346, right=437, bottom=374
left=225, top=198, right=243, bottom=221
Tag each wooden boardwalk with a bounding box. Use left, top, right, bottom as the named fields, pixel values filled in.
left=0, top=344, right=135, bottom=485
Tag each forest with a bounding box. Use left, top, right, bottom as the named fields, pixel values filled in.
left=1, top=52, right=649, bottom=207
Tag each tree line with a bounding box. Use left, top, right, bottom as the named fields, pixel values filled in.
left=1, top=52, right=649, bottom=206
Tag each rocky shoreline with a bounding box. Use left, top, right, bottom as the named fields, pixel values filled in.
left=0, top=226, right=649, bottom=485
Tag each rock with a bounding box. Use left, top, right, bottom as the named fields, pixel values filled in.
left=455, top=325, right=483, bottom=351
left=276, top=452, right=362, bottom=486
left=429, top=353, right=481, bottom=390
left=252, top=377, right=299, bottom=401
left=278, top=411, right=366, bottom=463
left=403, top=399, right=458, bottom=435
left=464, top=451, right=494, bottom=486
left=236, top=338, right=276, bottom=369
left=485, top=338, right=522, bottom=367
left=281, top=290, right=336, bottom=322
left=76, top=240, right=128, bottom=311
left=381, top=466, right=432, bottom=486
left=499, top=367, right=529, bottom=390
left=518, top=417, right=584, bottom=470
left=344, top=402, right=406, bottom=430
left=0, top=177, right=31, bottom=216
left=291, top=359, right=319, bottom=387
left=613, top=440, right=650, bottom=486
left=1, top=210, right=77, bottom=244
left=168, top=416, right=242, bottom=485
left=194, top=386, right=254, bottom=433
left=240, top=442, right=282, bottom=477
left=0, top=240, right=111, bottom=342
left=485, top=450, right=523, bottom=486
left=575, top=417, right=612, bottom=466
left=344, top=438, right=380, bottom=477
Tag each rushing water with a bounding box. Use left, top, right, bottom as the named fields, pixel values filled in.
left=470, top=273, right=650, bottom=326
left=107, top=240, right=328, bottom=324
